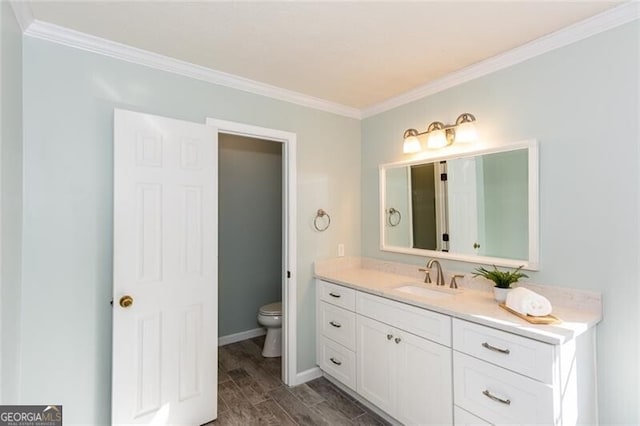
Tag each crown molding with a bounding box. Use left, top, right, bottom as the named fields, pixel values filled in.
left=23, top=20, right=362, bottom=119
left=362, top=1, right=640, bottom=118
left=17, top=2, right=638, bottom=121
left=9, top=0, right=34, bottom=32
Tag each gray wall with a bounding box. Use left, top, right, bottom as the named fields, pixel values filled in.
left=0, top=1, right=23, bottom=404
left=362, top=21, right=639, bottom=424
left=219, top=134, right=282, bottom=337
left=21, top=37, right=361, bottom=423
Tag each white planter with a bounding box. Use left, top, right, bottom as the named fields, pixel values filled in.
left=493, top=287, right=512, bottom=303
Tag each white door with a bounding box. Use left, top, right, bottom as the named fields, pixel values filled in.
left=112, top=109, right=218, bottom=425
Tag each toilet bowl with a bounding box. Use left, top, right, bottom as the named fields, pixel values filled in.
left=257, top=302, right=282, bottom=357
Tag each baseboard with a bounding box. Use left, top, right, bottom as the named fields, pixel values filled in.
left=218, top=327, right=266, bottom=346
left=291, top=366, right=323, bottom=386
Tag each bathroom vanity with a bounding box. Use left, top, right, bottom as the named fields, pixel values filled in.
left=314, top=258, right=601, bottom=425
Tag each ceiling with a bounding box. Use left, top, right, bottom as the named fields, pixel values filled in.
left=26, top=1, right=622, bottom=110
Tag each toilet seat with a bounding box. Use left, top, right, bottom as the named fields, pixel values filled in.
left=259, top=302, right=282, bottom=316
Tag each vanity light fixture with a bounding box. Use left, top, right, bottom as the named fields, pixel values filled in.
left=403, top=113, right=478, bottom=152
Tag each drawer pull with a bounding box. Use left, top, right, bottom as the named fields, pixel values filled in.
left=394, top=337, right=402, bottom=344
left=387, top=334, right=394, bottom=340
left=482, top=342, right=511, bottom=354
left=329, top=357, right=342, bottom=366
left=482, top=389, right=511, bottom=405
left=329, top=321, right=342, bottom=328
left=329, top=292, right=341, bottom=298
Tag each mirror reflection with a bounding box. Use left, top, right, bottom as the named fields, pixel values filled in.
left=382, top=144, right=535, bottom=265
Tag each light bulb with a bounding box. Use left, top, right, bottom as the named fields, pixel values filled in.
left=403, top=135, right=422, bottom=153
left=426, top=129, right=448, bottom=149
left=455, top=121, right=478, bottom=143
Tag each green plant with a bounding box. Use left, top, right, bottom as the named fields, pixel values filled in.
left=472, top=265, right=528, bottom=289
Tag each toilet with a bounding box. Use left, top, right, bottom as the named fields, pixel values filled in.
left=257, top=301, right=282, bottom=357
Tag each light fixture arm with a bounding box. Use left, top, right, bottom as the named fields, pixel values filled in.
left=455, top=113, right=476, bottom=125
left=403, top=128, right=420, bottom=139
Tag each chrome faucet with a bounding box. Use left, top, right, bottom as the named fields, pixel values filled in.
left=426, top=259, right=445, bottom=286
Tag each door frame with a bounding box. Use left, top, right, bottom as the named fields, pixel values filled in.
left=206, top=118, right=297, bottom=386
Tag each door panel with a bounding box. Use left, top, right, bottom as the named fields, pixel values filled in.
left=356, top=315, right=396, bottom=415
left=448, top=157, right=479, bottom=255
left=113, top=109, right=218, bottom=425
left=396, top=331, right=453, bottom=425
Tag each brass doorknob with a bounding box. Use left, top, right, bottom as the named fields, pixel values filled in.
left=119, top=295, right=134, bottom=308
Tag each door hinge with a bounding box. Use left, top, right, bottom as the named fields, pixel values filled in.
left=440, top=173, right=448, bottom=181
left=287, top=271, right=291, bottom=279
left=442, top=233, right=449, bottom=242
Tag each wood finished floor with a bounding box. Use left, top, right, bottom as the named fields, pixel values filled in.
left=211, top=336, right=390, bottom=426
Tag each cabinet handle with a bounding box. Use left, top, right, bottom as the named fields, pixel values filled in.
left=329, top=292, right=341, bottom=298
left=482, top=342, right=511, bottom=354
left=394, top=337, right=402, bottom=344
left=329, top=321, right=342, bottom=328
left=387, top=334, right=394, bottom=340
left=482, top=389, right=511, bottom=405
left=329, top=357, right=342, bottom=366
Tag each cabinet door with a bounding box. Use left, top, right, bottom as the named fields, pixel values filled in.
left=396, top=331, right=453, bottom=425
left=356, top=315, right=397, bottom=415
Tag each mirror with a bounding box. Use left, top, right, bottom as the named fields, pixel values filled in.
left=380, top=140, right=538, bottom=270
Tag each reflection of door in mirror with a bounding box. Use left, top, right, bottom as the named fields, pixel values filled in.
left=410, top=163, right=437, bottom=250
left=447, top=157, right=480, bottom=255
left=410, top=163, right=449, bottom=251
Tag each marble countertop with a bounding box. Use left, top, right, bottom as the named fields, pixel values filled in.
left=315, top=259, right=602, bottom=345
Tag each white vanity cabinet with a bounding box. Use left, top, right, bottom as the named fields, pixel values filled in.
left=452, top=318, right=597, bottom=425
left=316, top=280, right=358, bottom=391
left=357, top=314, right=453, bottom=425
left=316, top=280, right=453, bottom=424
left=316, top=278, right=598, bottom=426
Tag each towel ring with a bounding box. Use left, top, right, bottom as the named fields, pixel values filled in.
left=314, top=209, right=331, bottom=232
left=388, top=208, right=401, bottom=227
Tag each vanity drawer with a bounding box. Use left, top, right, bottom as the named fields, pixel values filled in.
left=318, top=335, right=356, bottom=391
left=453, top=352, right=555, bottom=425
left=318, top=280, right=356, bottom=311
left=356, top=291, right=451, bottom=347
left=319, top=302, right=356, bottom=350
left=452, top=319, right=554, bottom=383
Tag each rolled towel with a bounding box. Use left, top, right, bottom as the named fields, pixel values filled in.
left=505, top=287, right=552, bottom=317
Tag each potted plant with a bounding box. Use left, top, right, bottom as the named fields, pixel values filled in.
left=473, top=265, right=528, bottom=302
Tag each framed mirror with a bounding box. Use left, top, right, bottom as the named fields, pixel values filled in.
left=379, top=140, right=538, bottom=270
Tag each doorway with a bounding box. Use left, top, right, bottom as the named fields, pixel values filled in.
left=207, top=118, right=297, bottom=386
left=218, top=133, right=282, bottom=347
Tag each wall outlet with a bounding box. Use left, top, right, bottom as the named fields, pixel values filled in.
left=338, top=243, right=345, bottom=257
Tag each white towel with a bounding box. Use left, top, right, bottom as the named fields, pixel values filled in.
left=506, top=287, right=552, bottom=317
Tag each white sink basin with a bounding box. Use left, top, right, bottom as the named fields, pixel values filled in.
left=393, top=284, right=459, bottom=299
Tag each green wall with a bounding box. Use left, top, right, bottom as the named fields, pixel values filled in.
left=218, top=134, right=282, bottom=337
left=362, top=21, right=640, bottom=424
left=21, top=37, right=361, bottom=423
left=0, top=1, right=23, bottom=404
